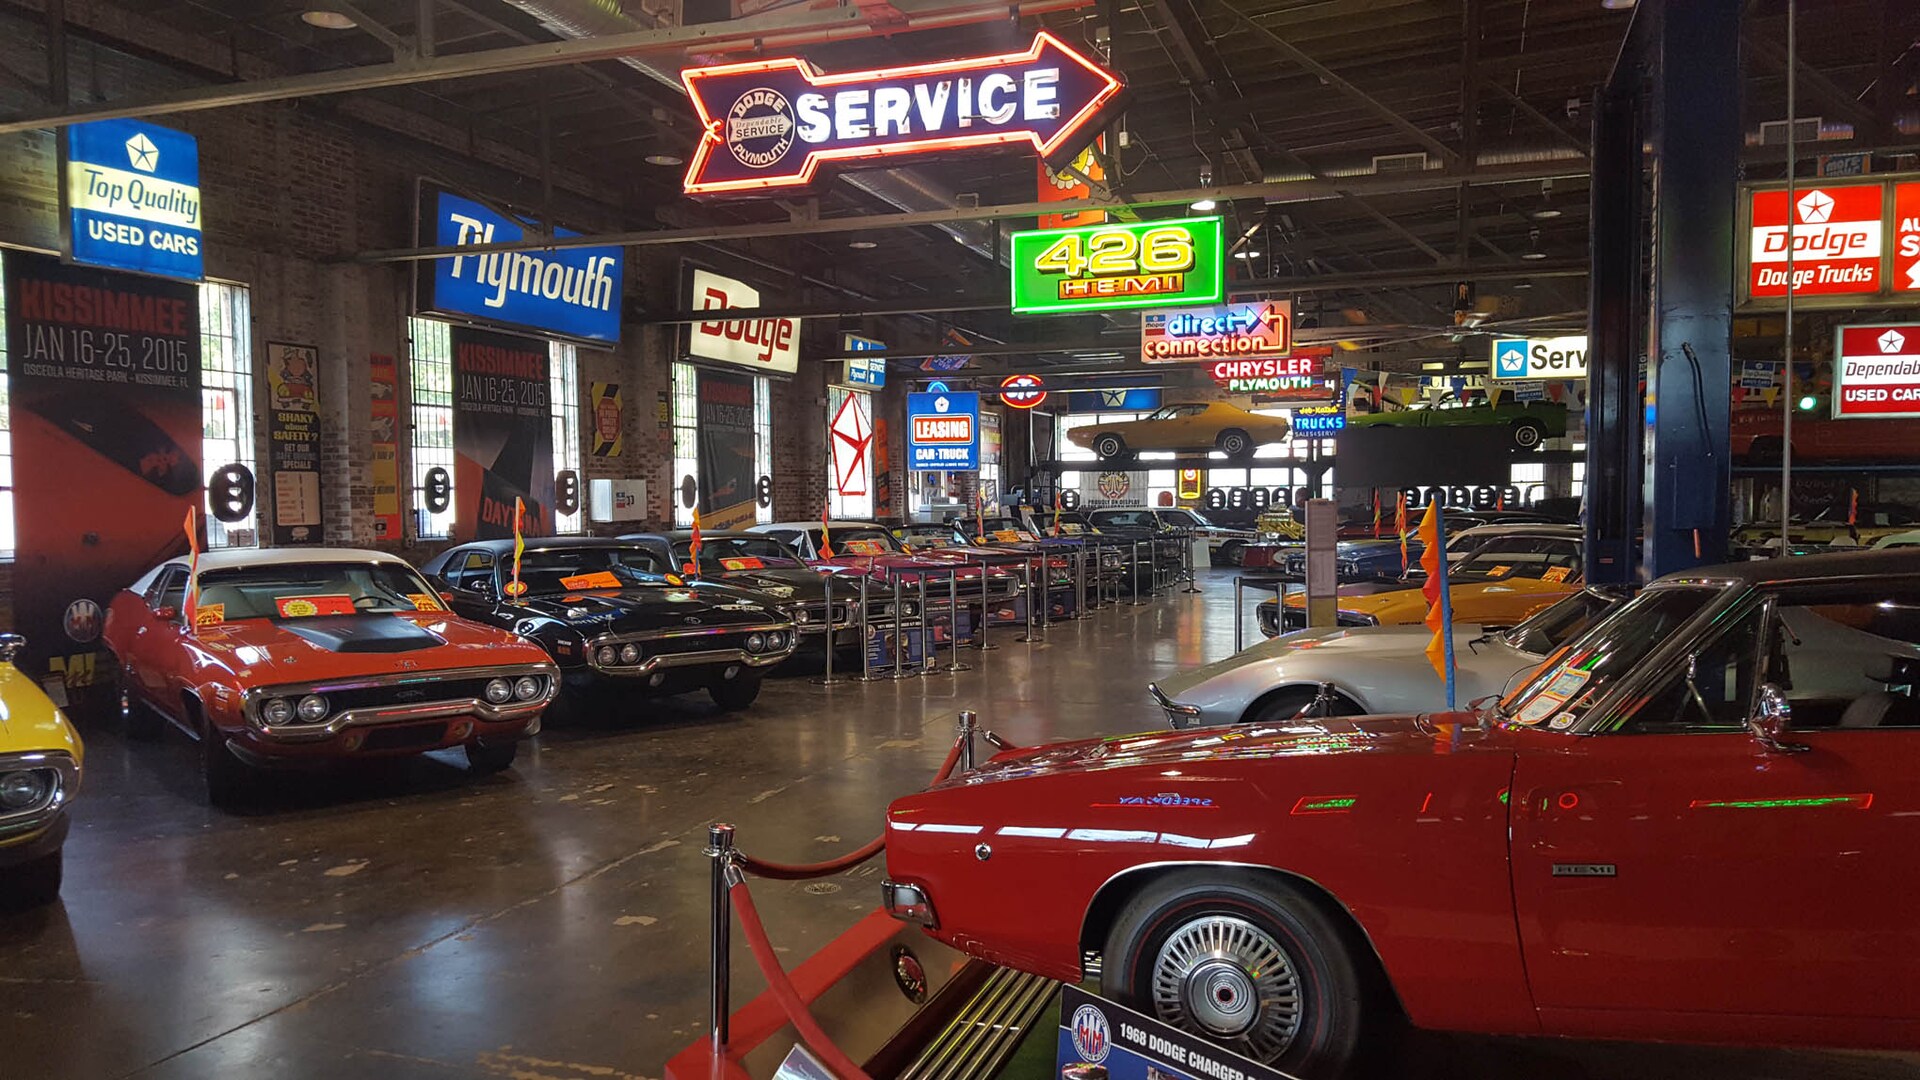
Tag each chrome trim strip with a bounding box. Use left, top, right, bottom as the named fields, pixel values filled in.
left=588, top=621, right=792, bottom=646
left=0, top=749, right=79, bottom=840
left=584, top=629, right=798, bottom=675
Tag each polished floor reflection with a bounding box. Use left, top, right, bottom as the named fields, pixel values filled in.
left=2, top=570, right=1915, bottom=1079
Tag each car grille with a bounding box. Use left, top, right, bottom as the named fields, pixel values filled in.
left=322, top=676, right=499, bottom=714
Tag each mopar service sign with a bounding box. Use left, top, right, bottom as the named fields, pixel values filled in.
left=680, top=32, right=1121, bottom=195
left=65, top=119, right=203, bottom=280
left=1833, top=324, right=1920, bottom=418
left=907, top=390, right=979, bottom=470
left=419, top=186, right=623, bottom=343
left=1490, top=335, right=1588, bottom=380
left=1056, top=986, right=1289, bottom=1080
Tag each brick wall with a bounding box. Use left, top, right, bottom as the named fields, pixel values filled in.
left=0, top=4, right=848, bottom=626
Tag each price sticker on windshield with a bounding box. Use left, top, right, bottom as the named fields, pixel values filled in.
left=1541, top=566, right=1572, bottom=583
left=993, top=529, right=1024, bottom=543
left=720, top=557, right=764, bottom=571
left=407, top=593, right=444, bottom=612
left=559, top=571, right=623, bottom=591
left=1487, top=564, right=1513, bottom=577
left=843, top=539, right=887, bottom=555
left=275, top=595, right=355, bottom=618
left=193, top=604, right=225, bottom=628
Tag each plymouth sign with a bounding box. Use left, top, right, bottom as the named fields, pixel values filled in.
left=680, top=32, right=1121, bottom=195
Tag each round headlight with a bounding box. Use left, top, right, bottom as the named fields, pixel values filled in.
left=596, top=646, right=617, bottom=666
left=766, top=631, right=786, bottom=650
left=745, top=633, right=766, bottom=653
left=513, top=675, right=542, bottom=701
left=902, top=602, right=918, bottom=617
left=618, top=643, right=641, bottom=664
left=296, top=694, right=329, bottom=722
left=484, top=678, right=513, bottom=704
left=880, top=603, right=896, bottom=617
left=794, top=608, right=813, bottom=624
left=262, top=698, right=294, bottom=725
left=0, top=770, right=48, bottom=810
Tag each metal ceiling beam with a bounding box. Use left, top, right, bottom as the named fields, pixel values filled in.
left=315, top=0, right=412, bottom=60
left=638, top=260, right=1587, bottom=323
left=1482, top=77, right=1588, bottom=157
left=1743, top=30, right=1878, bottom=130
left=1207, top=0, right=1461, bottom=165
left=0, top=0, right=1095, bottom=135
left=358, top=160, right=1590, bottom=263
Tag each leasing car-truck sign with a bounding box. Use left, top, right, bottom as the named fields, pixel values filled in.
left=907, top=390, right=979, bottom=470
left=1833, top=323, right=1920, bottom=419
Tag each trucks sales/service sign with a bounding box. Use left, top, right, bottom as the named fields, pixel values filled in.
left=1834, top=324, right=1920, bottom=419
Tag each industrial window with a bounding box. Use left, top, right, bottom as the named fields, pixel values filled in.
left=671, top=362, right=772, bottom=528
left=827, top=386, right=874, bottom=521
left=200, top=281, right=256, bottom=549
left=0, top=261, right=14, bottom=559
left=408, top=317, right=456, bottom=541
left=549, top=342, right=584, bottom=535
left=1571, top=442, right=1587, bottom=498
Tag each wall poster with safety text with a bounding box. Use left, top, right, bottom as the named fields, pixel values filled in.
left=266, top=341, right=323, bottom=545
left=451, top=324, right=553, bottom=540
left=696, top=367, right=759, bottom=530
left=3, top=250, right=202, bottom=694
left=368, top=353, right=401, bottom=541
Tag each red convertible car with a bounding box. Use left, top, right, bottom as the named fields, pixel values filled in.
left=104, top=549, right=558, bottom=805
left=884, top=549, right=1920, bottom=1076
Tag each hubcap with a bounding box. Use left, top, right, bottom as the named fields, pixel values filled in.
left=1150, top=915, right=1301, bottom=1062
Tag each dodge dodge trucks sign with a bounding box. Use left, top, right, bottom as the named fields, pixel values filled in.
left=680, top=32, right=1121, bottom=195
left=1833, top=323, right=1920, bottom=419
left=1748, top=183, right=1883, bottom=298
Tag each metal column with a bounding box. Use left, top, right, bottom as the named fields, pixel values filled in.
left=1643, top=0, right=1740, bottom=576
left=1583, top=84, right=1645, bottom=585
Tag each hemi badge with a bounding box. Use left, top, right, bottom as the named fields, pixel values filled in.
left=1551, top=863, right=1617, bottom=878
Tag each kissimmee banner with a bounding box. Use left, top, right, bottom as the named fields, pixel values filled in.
left=451, top=324, right=552, bottom=541
left=4, top=250, right=201, bottom=690
left=266, top=341, right=323, bottom=545
left=696, top=368, right=758, bottom=530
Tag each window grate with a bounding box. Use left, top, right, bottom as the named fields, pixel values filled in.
left=408, top=317, right=455, bottom=540
left=550, top=342, right=583, bottom=535
left=200, top=281, right=256, bottom=549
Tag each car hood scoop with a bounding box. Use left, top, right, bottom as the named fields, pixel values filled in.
left=279, top=615, right=445, bottom=653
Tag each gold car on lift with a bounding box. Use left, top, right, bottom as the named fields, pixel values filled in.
left=1068, top=403, right=1291, bottom=461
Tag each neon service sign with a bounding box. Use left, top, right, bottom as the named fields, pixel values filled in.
left=680, top=32, right=1121, bottom=195
left=1009, top=216, right=1224, bottom=314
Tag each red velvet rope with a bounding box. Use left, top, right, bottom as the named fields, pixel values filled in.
left=730, top=880, right=877, bottom=1080
left=734, top=735, right=967, bottom=881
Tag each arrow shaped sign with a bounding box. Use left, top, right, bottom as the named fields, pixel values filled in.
left=680, top=31, right=1123, bottom=196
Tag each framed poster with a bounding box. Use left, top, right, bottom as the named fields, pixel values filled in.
left=266, top=341, right=323, bottom=545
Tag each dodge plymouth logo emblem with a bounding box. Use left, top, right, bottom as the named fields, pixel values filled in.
left=889, top=945, right=928, bottom=1004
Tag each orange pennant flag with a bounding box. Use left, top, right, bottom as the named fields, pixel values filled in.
left=686, top=507, right=704, bottom=574
left=182, top=506, right=200, bottom=633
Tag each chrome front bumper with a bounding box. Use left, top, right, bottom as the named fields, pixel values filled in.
left=586, top=622, right=798, bottom=676
left=1147, top=683, right=1203, bottom=729
left=243, top=663, right=559, bottom=742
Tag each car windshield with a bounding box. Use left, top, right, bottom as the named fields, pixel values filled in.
left=676, top=536, right=802, bottom=570
left=1501, top=589, right=1622, bottom=656
left=1164, top=509, right=1210, bottom=527
left=1092, top=510, right=1156, bottom=529
left=195, top=562, right=439, bottom=620
left=1454, top=540, right=1580, bottom=582
left=1499, top=585, right=1725, bottom=728
left=816, top=527, right=900, bottom=555
left=514, top=547, right=668, bottom=595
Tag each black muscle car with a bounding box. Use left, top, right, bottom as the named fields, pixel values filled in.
left=623, top=531, right=912, bottom=661
left=419, top=538, right=795, bottom=711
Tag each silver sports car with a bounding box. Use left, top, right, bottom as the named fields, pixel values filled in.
left=1150, top=585, right=1629, bottom=728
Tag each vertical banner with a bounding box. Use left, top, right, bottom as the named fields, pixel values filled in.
left=265, top=341, right=323, bottom=545
left=696, top=368, right=759, bottom=530
left=451, top=325, right=553, bottom=540
left=589, top=381, right=624, bottom=457
left=4, top=250, right=201, bottom=689
left=368, top=353, right=401, bottom=541
left=873, top=416, right=895, bottom=518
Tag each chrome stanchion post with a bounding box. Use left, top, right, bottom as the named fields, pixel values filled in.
left=956, top=709, right=977, bottom=773
left=706, top=823, right=736, bottom=1054
left=1017, top=557, right=1039, bottom=642
left=889, top=576, right=915, bottom=679
left=943, top=570, right=971, bottom=672
left=1234, top=575, right=1244, bottom=654
left=1130, top=541, right=1148, bottom=606
left=1037, top=553, right=1051, bottom=636
left=811, top=572, right=839, bottom=686
left=856, top=572, right=880, bottom=682
left=1277, top=580, right=1286, bottom=637
left=1181, top=529, right=1201, bottom=593
left=1072, top=547, right=1091, bottom=620
left=915, top=575, right=932, bottom=673
left=974, top=555, right=998, bottom=651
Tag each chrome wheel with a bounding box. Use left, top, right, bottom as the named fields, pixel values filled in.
left=1150, top=915, right=1302, bottom=1061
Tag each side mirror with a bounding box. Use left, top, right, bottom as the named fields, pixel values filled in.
left=153, top=606, right=179, bottom=622
left=1747, top=683, right=1809, bottom=754
left=0, top=633, right=25, bottom=662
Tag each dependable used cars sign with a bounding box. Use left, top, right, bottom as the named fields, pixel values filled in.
left=1833, top=324, right=1920, bottom=418
left=65, top=119, right=204, bottom=280
left=907, top=390, right=979, bottom=470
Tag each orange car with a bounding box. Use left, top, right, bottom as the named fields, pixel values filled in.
left=1068, top=402, right=1291, bottom=460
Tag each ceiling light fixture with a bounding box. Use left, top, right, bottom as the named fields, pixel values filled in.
left=848, top=240, right=878, bottom=250
left=1191, top=197, right=1218, bottom=212
left=1233, top=250, right=1262, bottom=260
left=1521, top=226, right=1548, bottom=260
left=301, top=10, right=357, bottom=29
left=1600, top=0, right=1635, bottom=9
left=643, top=153, right=684, bottom=167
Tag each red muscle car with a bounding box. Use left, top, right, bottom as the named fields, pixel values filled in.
left=104, top=549, right=557, bottom=806
left=883, top=549, right=1920, bottom=1076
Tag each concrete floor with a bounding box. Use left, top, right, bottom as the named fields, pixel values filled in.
left=2, top=569, right=1916, bottom=1080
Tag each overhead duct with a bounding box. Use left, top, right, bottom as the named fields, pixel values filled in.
left=1261, top=143, right=1586, bottom=184
left=502, top=0, right=1005, bottom=262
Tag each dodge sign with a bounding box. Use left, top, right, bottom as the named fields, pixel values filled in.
left=688, top=269, right=801, bottom=373
left=1746, top=182, right=1884, bottom=300
left=1833, top=323, right=1920, bottom=419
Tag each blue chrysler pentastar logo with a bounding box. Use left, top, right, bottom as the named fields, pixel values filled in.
left=1494, top=340, right=1529, bottom=377
left=1070, top=1003, right=1110, bottom=1063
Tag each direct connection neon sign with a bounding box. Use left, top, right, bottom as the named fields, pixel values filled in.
left=1010, top=216, right=1224, bottom=315
left=680, top=32, right=1122, bottom=195
left=1140, top=300, right=1290, bottom=362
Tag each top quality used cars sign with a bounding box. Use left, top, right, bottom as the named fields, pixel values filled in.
left=423, top=187, right=624, bottom=343
left=907, top=390, right=979, bottom=471
left=65, top=118, right=204, bottom=281
left=1490, top=335, right=1589, bottom=380
left=680, top=31, right=1121, bottom=195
